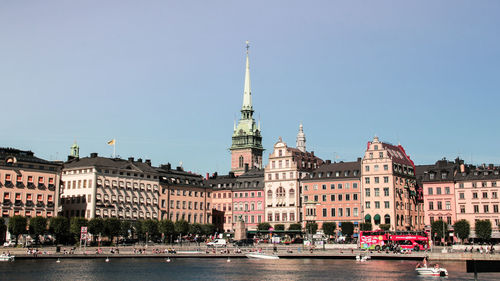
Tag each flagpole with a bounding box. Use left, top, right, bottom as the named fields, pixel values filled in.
left=113, top=139, right=116, bottom=158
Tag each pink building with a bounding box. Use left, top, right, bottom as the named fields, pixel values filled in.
left=301, top=159, right=362, bottom=230
left=233, top=169, right=265, bottom=230
left=207, top=173, right=236, bottom=232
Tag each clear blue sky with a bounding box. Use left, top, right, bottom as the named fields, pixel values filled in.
left=1, top=1, right=499, bottom=175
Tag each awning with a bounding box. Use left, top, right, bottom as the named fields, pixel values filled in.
left=364, top=214, right=371, bottom=222
left=374, top=214, right=381, bottom=221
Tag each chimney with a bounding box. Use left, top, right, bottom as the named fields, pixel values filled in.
left=137, top=158, right=142, bottom=163
left=90, top=153, right=98, bottom=158
left=145, top=159, right=151, bottom=166
left=229, top=171, right=235, bottom=178
left=460, top=164, right=465, bottom=173
left=176, top=166, right=183, bottom=171
left=357, top=157, right=362, bottom=162
left=206, top=173, right=209, bottom=180
left=326, top=160, right=331, bottom=164
left=311, top=151, right=314, bottom=156
left=128, top=157, right=134, bottom=162
left=244, top=163, right=249, bottom=173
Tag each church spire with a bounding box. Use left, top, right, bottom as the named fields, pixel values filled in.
left=241, top=40, right=253, bottom=114
left=296, top=122, right=306, bottom=152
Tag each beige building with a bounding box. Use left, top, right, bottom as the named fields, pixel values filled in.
left=361, top=136, right=424, bottom=231
left=0, top=148, right=61, bottom=218
left=61, top=153, right=159, bottom=220
left=264, top=128, right=323, bottom=228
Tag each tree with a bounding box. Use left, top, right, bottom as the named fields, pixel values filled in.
left=159, top=220, right=175, bottom=243
left=120, top=220, right=132, bottom=239
left=322, top=222, right=337, bottom=238
left=274, top=224, right=285, bottom=231
left=201, top=224, right=215, bottom=236
left=431, top=220, right=448, bottom=241
left=257, top=222, right=271, bottom=231
left=132, top=220, right=145, bottom=242
left=288, top=223, right=302, bottom=231
left=143, top=219, right=160, bottom=242
left=189, top=223, right=203, bottom=235
left=88, top=217, right=105, bottom=242
left=305, top=222, right=318, bottom=234
left=379, top=224, right=391, bottom=231
left=0, top=217, right=7, bottom=243
left=453, top=219, right=470, bottom=243
left=359, top=222, right=372, bottom=231
left=49, top=216, right=70, bottom=244
left=70, top=217, right=88, bottom=241
left=8, top=215, right=27, bottom=245
left=174, top=220, right=189, bottom=236
left=475, top=220, right=492, bottom=241
left=341, top=222, right=354, bottom=237
left=29, top=217, right=47, bottom=245
left=103, top=217, right=121, bottom=244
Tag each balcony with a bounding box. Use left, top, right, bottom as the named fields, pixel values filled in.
left=38, top=183, right=46, bottom=190
left=14, top=200, right=23, bottom=207
left=36, top=201, right=45, bottom=208
left=27, top=183, right=36, bottom=189
left=2, top=200, right=12, bottom=206
left=48, top=184, right=56, bottom=191
left=25, top=200, right=34, bottom=207
left=5, top=181, right=13, bottom=188
left=47, top=202, right=54, bottom=208
left=16, top=182, right=25, bottom=188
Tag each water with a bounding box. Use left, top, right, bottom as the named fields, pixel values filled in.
left=1, top=258, right=499, bottom=281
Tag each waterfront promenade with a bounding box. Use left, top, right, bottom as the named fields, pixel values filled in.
left=4, top=244, right=500, bottom=261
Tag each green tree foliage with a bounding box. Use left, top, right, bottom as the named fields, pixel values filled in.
left=189, top=223, right=203, bottom=235
left=104, top=217, right=122, bottom=244
left=132, top=220, right=145, bottom=242
left=49, top=216, right=70, bottom=244
left=322, top=222, right=337, bottom=237
left=159, top=220, right=175, bottom=243
left=88, top=217, right=105, bottom=240
left=453, top=219, right=470, bottom=242
left=341, top=222, right=354, bottom=237
left=201, top=224, right=215, bottom=236
left=274, top=224, right=285, bottom=231
left=475, top=219, right=492, bottom=241
left=305, top=222, right=318, bottom=234
left=174, top=220, right=189, bottom=235
left=143, top=219, right=160, bottom=241
left=0, top=217, right=7, bottom=243
left=29, top=217, right=47, bottom=245
left=379, top=224, right=391, bottom=231
left=288, top=223, right=302, bottom=231
left=359, top=222, right=372, bottom=231
left=431, top=220, right=448, bottom=240
left=120, top=220, right=132, bottom=239
left=8, top=215, right=27, bottom=245
left=70, top=217, right=88, bottom=241
left=257, top=222, right=271, bottom=231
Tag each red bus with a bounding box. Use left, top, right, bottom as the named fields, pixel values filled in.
left=359, top=230, right=429, bottom=251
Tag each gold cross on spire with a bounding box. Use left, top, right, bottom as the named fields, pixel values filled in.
left=246, top=40, right=250, bottom=54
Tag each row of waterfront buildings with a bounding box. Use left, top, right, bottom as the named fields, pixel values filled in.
left=1, top=44, right=498, bottom=239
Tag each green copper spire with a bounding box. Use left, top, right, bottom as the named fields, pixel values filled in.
left=70, top=141, right=79, bottom=158
left=230, top=41, right=263, bottom=151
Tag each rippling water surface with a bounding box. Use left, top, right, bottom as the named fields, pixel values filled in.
left=1, top=258, right=499, bottom=281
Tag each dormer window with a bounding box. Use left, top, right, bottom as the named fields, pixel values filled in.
left=318, top=172, right=322, bottom=178
left=335, top=171, right=340, bottom=177
left=429, top=173, right=435, bottom=180
left=344, top=171, right=349, bottom=176
left=441, top=172, right=447, bottom=179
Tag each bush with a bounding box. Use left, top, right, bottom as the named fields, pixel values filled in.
left=341, top=222, right=354, bottom=237
left=359, top=222, right=372, bottom=231
left=288, top=223, right=302, bottom=231
left=322, top=222, right=336, bottom=237
left=305, top=222, right=318, bottom=234
left=274, top=224, right=285, bottom=231
left=379, top=224, right=390, bottom=231
left=257, top=222, right=271, bottom=231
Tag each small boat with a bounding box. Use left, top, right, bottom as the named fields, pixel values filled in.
left=0, top=254, right=14, bottom=262
left=56, top=258, right=61, bottom=263
left=166, top=257, right=171, bottom=263
left=105, top=257, right=110, bottom=263
left=245, top=252, right=279, bottom=260
left=415, top=267, right=448, bottom=277
left=356, top=255, right=368, bottom=262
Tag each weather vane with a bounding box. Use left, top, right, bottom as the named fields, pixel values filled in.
left=246, top=40, right=250, bottom=53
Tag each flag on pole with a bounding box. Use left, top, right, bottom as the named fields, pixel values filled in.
left=107, top=139, right=115, bottom=145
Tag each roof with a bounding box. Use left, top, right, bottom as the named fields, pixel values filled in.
left=0, top=147, right=55, bottom=165
left=64, top=154, right=158, bottom=174
left=381, top=143, right=415, bottom=169
left=156, top=165, right=206, bottom=187
left=303, top=160, right=361, bottom=181
left=235, top=168, right=264, bottom=190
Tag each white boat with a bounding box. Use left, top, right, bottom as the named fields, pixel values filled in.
left=356, top=255, right=368, bottom=262
left=0, top=254, right=15, bottom=262
left=415, top=267, right=448, bottom=277
left=245, top=252, right=280, bottom=260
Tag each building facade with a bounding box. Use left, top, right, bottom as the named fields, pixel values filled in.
left=233, top=168, right=265, bottom=230
left=207, top=173, right=236, bottom=232
left=157, top=163, right=212, bottom=224
left=302, top=159, right=362, bottom=229
left=264, top=130, right=323, bottom=228
left=229, top=43, right=263, bottom=176
left=61, top=154, right=159, bottom=220
left=0, top=148, right=61, bottom=218
left=361, top=136, right=424, bottom=231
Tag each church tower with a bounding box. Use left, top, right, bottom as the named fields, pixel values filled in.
left=230, top=41, right=264, bottom=176
left=70, top=141, right=79, bottom=159
left=296, top=123, right=306, bottom=152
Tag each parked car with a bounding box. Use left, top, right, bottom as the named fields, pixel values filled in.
left=3, top=241, right=15, bottom=247
left=206, top=239, right=227, bottom=247
left=291, top=237, right=304, bottom=244
left=233, top=238, right=254, bottom=247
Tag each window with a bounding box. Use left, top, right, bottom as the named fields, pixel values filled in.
left=330, top=184, right=335, bottom=190
left=473, top=192, right=478, bottom=199
left=322, top=208, right=327, bottom=217
left=459, top=193, right=465, bottom=199
left=374, top=177, right=379, bottom=183
left=494, top=205, right=499, bottom=213
left=460, top=205, right=465, bottom=213
left=383, top=165, right=388, bottom=171
left=384, top=201, right=389, bottom=208
left=353, top=194, right=358, bottom=200
left=365, top=177, right=370, bottom=184
left=445, top=187, right=450, bottom=194
left=338, top=208, right=343, bottom=217
left=338, top=184, right=343, bottom=189
left=483, top=192, right=488, bottom=199
left=436, top=187, right=441, bottom=195
left=330, top=208, right=335, bottom=217
left=428, top=187, right=433, bottom=195
left=345, top=194, right=350, bottom=201
left=365, top=188, right=370, bottom=197
left=365, top=166, right=370, bottom=172
left=330, top=195, right=335, bottom=201
left=313, top=184, right=318, bottom=190
left=314, top=195, right=318, bottom=202
left=474, top=205, right=479, bottom=213
left=322, top=195, right=327, bottom=202
left=459, top=183, right=464, bottom=189
left=375, top=201, right=380, bottom=209
left=338, top=194, right=342, bottom=201
left=353, top=183, right=358, bottom=188
left=437, top=201, right=442, bottom=210
left=365, top=202, right=371, bottom=209
left=379, top=152, right=384, bottom=158
left=322, top=184, right=327, bottom=190
left=383, top=188, right=389, bottom=196
left=484, top=205, right=489, bottom=213
left=447, top=217, right=452, bottom=225
left=445, top=201, right=451, bottom=210
left=374, top=165, right=379, bottom=171
left=429, top=201, right=434, bottom=210
left=346, top=208, right=351, bottom=217
left=493, top=192, right=498, bottom=199
left=374, top=188, right=380, bottom=196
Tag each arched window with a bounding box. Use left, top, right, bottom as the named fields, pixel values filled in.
left=267, top=190, right=273, bottom=199
left=257, top=202, right=262, bottom=210
left=384, top=214, right=391, bottom=225
left=239, top=156, right=244, bottom=168
left=289, top=188, right=295, bottom=198
left=245, top=203, right=248, bottom=211
left=239, top=202, right=243, bottom=210
left=374, top=214, right=381, bottom=225
left=251, top=203, right=255, bottom=210
left=396, top=215, right=399, bottom=226
left=277, top=186, right=285, bottom=197
left=364, top=214, right=371, bottom=223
